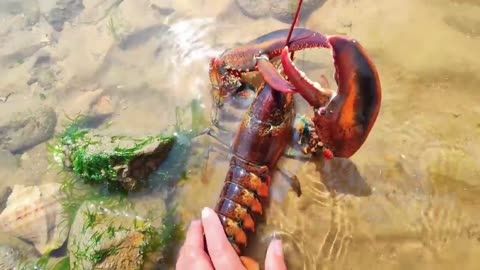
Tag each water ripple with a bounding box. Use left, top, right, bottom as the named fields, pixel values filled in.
left=166, top=18, right=222, bottom=66
left=255, top=161, right=357, bottom=270
left=156, top=17, right=223, bottom=102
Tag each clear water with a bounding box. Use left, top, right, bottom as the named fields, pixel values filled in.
left=0, top=0, right=479, bottom=269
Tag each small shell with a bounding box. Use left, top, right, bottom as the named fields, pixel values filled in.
left=0, top=183, right=68, bottom=255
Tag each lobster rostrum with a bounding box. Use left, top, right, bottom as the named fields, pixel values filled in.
left=207, top=1, right=381, bottom=268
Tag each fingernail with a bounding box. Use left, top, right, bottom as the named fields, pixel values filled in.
left=201, top=207, right=212, bottom=219
left=271, top=239, right=284, bottom=257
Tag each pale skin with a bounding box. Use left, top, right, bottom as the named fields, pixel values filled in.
left=176, top=207, right=288, bottom=270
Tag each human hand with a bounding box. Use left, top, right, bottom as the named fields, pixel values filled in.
left=176, top=207, right=287, bottom=270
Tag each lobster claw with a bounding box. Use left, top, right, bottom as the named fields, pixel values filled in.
left=282, top=36, right=382, bottom=158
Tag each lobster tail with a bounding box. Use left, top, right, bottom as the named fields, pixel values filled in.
left=214, top=156, right=271, bottom=254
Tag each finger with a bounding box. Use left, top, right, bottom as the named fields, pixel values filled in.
left=201, top=207, right=245, bottom=270
left=265, top=239, right=287, bottom=270
left=176, top=220, right=214, bottom=270
left=176, top=248, right=213, bottom=270
left=183, top=220, right=205, bottom=250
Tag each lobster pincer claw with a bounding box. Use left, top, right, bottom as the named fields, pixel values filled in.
left=282, top=35, right=382, bottom=158
left=318, top=36, right=381, bottom=158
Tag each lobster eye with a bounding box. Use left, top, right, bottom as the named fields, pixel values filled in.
left=318, top=108, right=327, bottom=116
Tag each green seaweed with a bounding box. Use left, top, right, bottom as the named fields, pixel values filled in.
left=106, top=11, right=128, bottom=41
left=49, top=114, right=177, bottom=193
left=18, top=256, right=70, bottom=270
left=66, top=202, right=183, bottom=270
left=144, top=207, right=184, bottom=254
left=58, top=172, right=132, bottom=227
left=70, top=135, right=176, bottom=186
left=107, top=16, right=120, bottom=40
left=139, top=207, right=185, bottom=268
left=51, top=258, right=70, bottom=270
left=68, top=207, right=135, bottom=269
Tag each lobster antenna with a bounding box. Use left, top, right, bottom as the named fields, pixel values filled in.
left=285, top=0, right=304, bottom=59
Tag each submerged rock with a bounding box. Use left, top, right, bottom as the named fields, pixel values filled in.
left=235, top=0, right=326, bottom=23
left=0, top=245, right=26, bottom=270
left=0, top=233, right=39, bottom=270
left=0, top=105, right=57, bottom=153
left=0, top=187, right=13, bottom=213
left=68, top=202, right=179, bottom=270
left=27, top=54, right=57, bottom=91
left=0, top=0, right=41, bottom=30
left=58, top=88, right=115, bottom=127
left=43, top=0, right=85, bottom=31
left=51, top=118, right=177, bottom=192
left=118, top=24, right=169, bottom=50
left=0, top=149, right=17, bottom=169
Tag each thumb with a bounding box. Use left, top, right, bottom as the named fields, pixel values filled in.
left=265, top=239, right=287, bottom=270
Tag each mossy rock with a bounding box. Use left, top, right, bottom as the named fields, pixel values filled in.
left=68, top=202, right=163, bottom=270
left=51, top=121, right=177, bottom=192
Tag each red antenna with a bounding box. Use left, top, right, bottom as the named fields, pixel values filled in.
left=285, top=0, right=303, bottom=59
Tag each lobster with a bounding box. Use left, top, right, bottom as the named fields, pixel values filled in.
left=207, top=0, right=382, bottom=268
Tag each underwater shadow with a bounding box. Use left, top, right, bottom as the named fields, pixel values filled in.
left=312, top=156, right=372, bottom=197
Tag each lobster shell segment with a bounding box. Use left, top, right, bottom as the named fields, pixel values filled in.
left=226, top=165, right=270, bottom=198
left=215, top=198, right=256, bottom=232
left=218, top=213, right=248, bottom=248
left=219, top=182, right=263, bottom=215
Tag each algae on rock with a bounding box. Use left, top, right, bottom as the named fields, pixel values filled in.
left=50, top=118, right=177, bottom=193
left=67, top=202, right=183, bottom=270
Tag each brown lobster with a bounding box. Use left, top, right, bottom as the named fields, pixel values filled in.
left=207, top=0, right=382, bottom=268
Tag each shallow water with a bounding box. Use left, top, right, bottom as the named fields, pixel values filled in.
left=0, top=0, right=479, bottom=269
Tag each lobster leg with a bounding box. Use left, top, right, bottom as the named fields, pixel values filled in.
left=277, top=164, right=302, bottom=197
left=291, top=114, right=334, bottom=159
left=282, top=36, right=382, bottom=158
